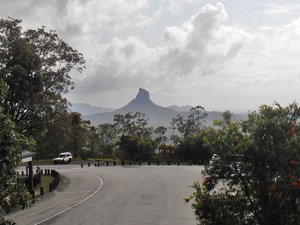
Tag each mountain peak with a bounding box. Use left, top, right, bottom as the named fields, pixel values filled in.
left=135, top=88, right=150, bottom=102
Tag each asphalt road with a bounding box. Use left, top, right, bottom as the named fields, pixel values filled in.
left=7, top=165, right=204, bottom=225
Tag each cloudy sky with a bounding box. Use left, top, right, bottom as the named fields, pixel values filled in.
left=1, top=0, right=300, bottom=112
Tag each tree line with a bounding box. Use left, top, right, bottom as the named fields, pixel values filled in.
left=36, top=107, right=212, bottom=165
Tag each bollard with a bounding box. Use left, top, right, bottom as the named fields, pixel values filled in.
left=106, top=161, right=109, bottom=166
left=52, top=180, right=56, bottom=189
left=32, top=191, right=35, bottom=203
left=81, top=163, right=83, bottom=168
left=49, top=183, right=53, bottom=192
left=97, top=160, right=100, bottom=167
left=157, top=161, right=160, bottom=166
left=113, top=161, right=116, bottom=166
left=177, top=161, right=180, bottom=166
left=147, top=161, right=151, bottom=166
left=129, top=161, right=132, bottom=166
left=121, top=161, right=124, bottom=166
left=40, top=187, right=44, bottom=196
left=139, top=161, right=141, bottom=166
left=189, top=160, right=192, bottom=166
left=88, top=162, right=90, bottom=167
left=95, top=163, right=97, bottom=167
left=167, top=161, right=170, bottom=166
left=40, top=169, right=43, bottom=175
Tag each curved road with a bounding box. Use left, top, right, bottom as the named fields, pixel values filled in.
left=7, top=165, right=204, bottom=225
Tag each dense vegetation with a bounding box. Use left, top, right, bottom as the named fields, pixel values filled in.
left=189, top=103, right=300, bottom=225
left=0, top=18, right=84, bottom=224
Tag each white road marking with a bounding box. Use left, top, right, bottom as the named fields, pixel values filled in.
left=33, top=173, right=103, bottom=225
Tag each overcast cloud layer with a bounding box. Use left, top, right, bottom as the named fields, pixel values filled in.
left=1, top=0, right=300, bottom=112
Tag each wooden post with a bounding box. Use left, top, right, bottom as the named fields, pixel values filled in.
left=28, top=161, right=34, bottom=194
left=40, top=187, right=44, bottom=196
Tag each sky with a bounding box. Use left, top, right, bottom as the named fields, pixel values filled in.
left=1, top=0, right=300, bottom=112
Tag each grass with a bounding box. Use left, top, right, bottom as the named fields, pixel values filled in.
left=34, top=175, right=54, bottom=195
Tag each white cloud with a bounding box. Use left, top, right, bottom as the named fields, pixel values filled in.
left=262, top=3, right=300, bottom=16
left=2, top=1, right=300, bottom=110
left=159, top=3, right=247, bottom=76
left=168, top=0, right=201, bottom=14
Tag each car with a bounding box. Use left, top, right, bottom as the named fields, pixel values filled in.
left=53, top=152, right=73, bottom=164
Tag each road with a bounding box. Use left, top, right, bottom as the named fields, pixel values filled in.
left=7, top=165, right=204, bottom=225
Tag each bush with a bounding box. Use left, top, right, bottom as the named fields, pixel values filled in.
left=190, top=103, right=300, bottom=225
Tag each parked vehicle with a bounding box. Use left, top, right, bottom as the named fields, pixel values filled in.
left=53, top=152, right=73, bottom=164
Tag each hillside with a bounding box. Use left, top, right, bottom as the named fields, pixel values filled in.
left=83, top=88, right=247, bottom=126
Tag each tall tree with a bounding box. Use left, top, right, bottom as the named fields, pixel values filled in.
left=113, top=112, right=155, bottom=161
left=68, top=112, right=90, bottom=158
left=0, top=18, right=85, bottom=135
left=35, top=112, right=72, bottom=159
left=97, top=123, right=117, bottom=157
left=0, top=80, right=33, bottom=224
left=190, top=103, right=300, bottom=225
left=170, top=106, right=207, bottom=141
left=114, top=112, right=152, bottom=138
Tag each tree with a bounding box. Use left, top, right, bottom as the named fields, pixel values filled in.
left=170, top=106, right=207, bottom=141
left=97, top=123, right=117, bottom=157
left=0, top=18, right=85, bottom=135
left=35, top=112, right=72, bottom=159
left=114, top=112, right=152, bottom=138
left=175, top=130, right=211, bottom=164
left=114, top=112, right=155, bottom=161
left=154, top=126, right=167, bottom=148
left=190, top=103, right=300, bottom=225
left=0, top=108, right=33, bottom=224
left=68, top=112, right=90, bottom=158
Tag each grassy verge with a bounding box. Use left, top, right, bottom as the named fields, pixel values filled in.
left=34, top=175, right=54, bottom=195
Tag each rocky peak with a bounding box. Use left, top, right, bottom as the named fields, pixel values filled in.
left=135, top=88, right=150, bottom=102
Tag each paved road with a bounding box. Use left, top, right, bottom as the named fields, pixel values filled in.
left=7, top=165, right=204, bottom=225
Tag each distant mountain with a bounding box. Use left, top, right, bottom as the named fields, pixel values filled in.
left=84, top=88, right=247, bottom=126
left=168, top=105, right=193, bottom=112
left=70, top=103, right=115, bottom=115
left=84, top=88, right=177, bottom=126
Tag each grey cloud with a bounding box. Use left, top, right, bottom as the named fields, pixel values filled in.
left=158, top=3, right=245, bottom=77
left=122, top=43, right=136, bottom=58
left=73, top=65, right=145, bottom=94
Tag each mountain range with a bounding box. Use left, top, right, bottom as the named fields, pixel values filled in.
left=71, top=88, right=246, bottom=127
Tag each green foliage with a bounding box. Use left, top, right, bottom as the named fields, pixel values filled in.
left=35, top=112, right=72, bottom=159
left=0, top=18, right=85, bottom=135
left=114, top=112, right=152, bottom=138
left=191, top=103, right=300, bottom=225
left=113, top=112, right=158, bottom=161
left=169, top=106, right=209, bottom=163
left=0, top=108, right=33, bottom=223
left=175, top=131, right=211, bottom=164
left=97, top=123, right=117, bottom=157
left=171, top=106, right=207, bottom=141
left=0, top=18, right=84, bottom=224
